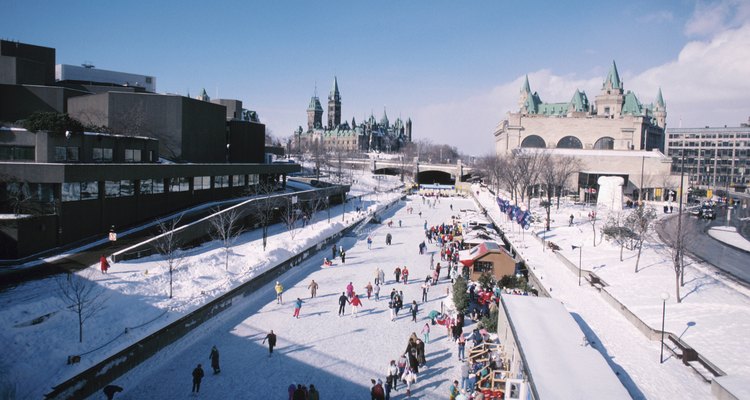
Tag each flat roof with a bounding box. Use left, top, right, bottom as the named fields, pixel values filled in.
left=502, top=295, right=630, bottom=400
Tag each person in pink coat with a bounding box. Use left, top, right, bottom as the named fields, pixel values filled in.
left=100, top=255, right=110, bottom=274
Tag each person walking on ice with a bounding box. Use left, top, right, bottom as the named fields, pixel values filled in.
left=209, top=345, right=220, bottom=374
left=422, top=322, right=430, bottom=343
left=308, top=279, right=319, bottom=298
left=262, top=330, right=277, bottom=357
left=293, top=298, right=303, bottom=318
left=410, top=301, right=419, bottom=322
left=100, top=254, right=110, bottom=274
left=349, top=293, right=363, bottom=317
left=338, top=292, right=348, bottom=316
left=367, top=236, right=373, bottom=249
left=275, top=281, right=284, bottom=304
left=191, top=363, right=204, bottom=393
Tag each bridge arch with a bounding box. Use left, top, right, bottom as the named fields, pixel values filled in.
left=416, top=170, right=453, bottom=185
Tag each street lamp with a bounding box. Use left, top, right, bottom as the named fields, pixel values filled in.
left=660, top=291, right=670, bottom=363
left=571, top=245, right=583, bottom=286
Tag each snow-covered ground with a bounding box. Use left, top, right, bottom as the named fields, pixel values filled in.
left=2, top=169, right=748, bottom=399
left=474, top=188, right=750, bottom=399
left=707, top=226, right=750, bottom=252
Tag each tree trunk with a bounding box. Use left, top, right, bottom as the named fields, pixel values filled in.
left=78, top=311, right=83, bottom=343
left=675, top=273, right=681, bottom=303
left=169, top=266, right=173, bottom=298
left=620, top=243, right=624, bottom=262
left=225, top=249, right=229, bottom=271
left=592, top=223, right=597, bottom=247
left=634, top=241, right=643, bottom=272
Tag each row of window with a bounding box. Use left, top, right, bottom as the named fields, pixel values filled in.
left=61, top=175, right=259, bottom=202
left=54, top=146, right=151, bottom=162
left=0, top=146, right=35, bottom=161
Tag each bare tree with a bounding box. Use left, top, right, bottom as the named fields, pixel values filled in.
left=626, top=205, right=657, bottom=272
left=514, top=149, right=545, bottom=208
left=281, top=197, right=301, bottom=239
left=588, top=209, right=599, bottom=247
left=661, top=213, right=699, bottom=302
left=252, top=180, right=279, bottom=250
left=309, top=139, right=327, bottom=181
left=497, top=155, right=521, bottom=202
left=152, top=214, right=185, bottom=299
left=602, top=212, right=634, bottom=261
left=56, top=269, right=107, bottom=343
left=552, top=156, right=582, bottom=209
left=210, top=208, right=242, bottom=270
left=2, top=179, right=35, bottom=215
left=307, top=190, right=328, bottom=225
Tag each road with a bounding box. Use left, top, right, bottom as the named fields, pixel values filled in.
left=656, top=209, right=750, bottom=284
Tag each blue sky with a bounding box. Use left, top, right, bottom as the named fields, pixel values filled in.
left=5, top=0, right=750, bottom=155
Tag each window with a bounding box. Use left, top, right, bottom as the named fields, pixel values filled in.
left=80, top=181, right=99, bottom=200
left=169, top=177, right=190, bottom=192
left=93, top=148, right=113, bottom=162
left=55, top=146, right=67, bottom=161
left=233, top=175, right=246, bottom=187
left=124, top=149, right=141, bottom=162
left=214, top=175, right=229, bottom=188
left=474, top=261, right=494, bottom=273
left=62, top=182, right=81, bottom=202
left=140, top=178, right=164, bottom=194
left=105, top=180, right=134, bottom=197
left=193, top=176, right=211, bottom=190
left=248, top=174, right=259, bottom=185
left=0, top=145, right=35, bottom=161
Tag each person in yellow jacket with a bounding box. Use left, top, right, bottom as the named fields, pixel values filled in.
left=275, top=281, right=284, bottom=304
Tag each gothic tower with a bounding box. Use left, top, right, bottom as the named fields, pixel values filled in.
left=406, top=118, right=412, bottom=142
left=327, top=76, right=342, bottom=129
left=595, top=60, right=625, bottom=117
left=307, top=94, right=323, bottom=131
left=653, top=88, right=667, bottom=129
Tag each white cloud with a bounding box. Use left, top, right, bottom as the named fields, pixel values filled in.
left=416, top=22, right=750, bottom=155
left=684, top=0, right=750, bottom=37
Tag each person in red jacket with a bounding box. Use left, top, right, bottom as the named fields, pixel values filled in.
left=349, top=293, right=364, bottom=317
left=100, top=255, right=110, bottom=274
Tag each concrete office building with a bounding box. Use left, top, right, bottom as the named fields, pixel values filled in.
left=665, top=122, right=750, bottom=194
left=56, top=64, right=156, bottom=93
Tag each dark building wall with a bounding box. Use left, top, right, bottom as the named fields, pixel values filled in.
left=228, top=120, right=265, bottom=163
left=0, top=40, right=56, bottom=85
left=212, top=99, right=242, bottom=120
left=181, top=97, right=226, bottom=163
left=0, top=215, right=58, bottom=258
left=0, top=84, right=88, bottom=122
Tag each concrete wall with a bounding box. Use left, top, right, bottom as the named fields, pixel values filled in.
left=0, top=40, right=55, bottom=85
left=0, top=84, right=88, bottom=122
left=181, top=97, right=227, bottom=162
left=228, top=120, right=265, bottom=163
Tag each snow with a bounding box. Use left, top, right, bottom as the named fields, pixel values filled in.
left=1, top=169, right=748, bottom=399
left=501, top=295, right=630, bottom=399
left=707, top=226, right=750, bottom=252
left=474, top=188, right=750, bottom=399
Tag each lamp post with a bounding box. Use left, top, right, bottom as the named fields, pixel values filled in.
left=660, top=291, right=670, bottom=363
left=571, top=245, right=583, bottom=286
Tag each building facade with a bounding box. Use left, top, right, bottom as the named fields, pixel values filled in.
left=56, top=64, right=156, bottom=93
left=494, top=61, right=678, bottom=199
left=665, top=122, right=750, bottom=193
left=296, top=77, right=412, bottom=153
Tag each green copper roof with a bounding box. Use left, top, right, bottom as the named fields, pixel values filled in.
left=521, top=75, right=531, bottom=93
left=621, top=91, right=643, bottom=115
left=523, top=92, right=543, bottom=114
left=655, top=88, right=665, bottom=108
left=537, top=102, right=568, bottom=116
left=308, top=96, right=323, bottom=112
left=603, top=60, right=622, bottom=90
left=568, top=89, right=589, bottom=112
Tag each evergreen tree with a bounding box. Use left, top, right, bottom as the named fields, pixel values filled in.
left=452, top=276, right=468, bottom=312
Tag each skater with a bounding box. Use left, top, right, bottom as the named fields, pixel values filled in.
left=569, top=214, right=574, bottom=226
left=340, top=245, right=344, bottom=258
left=415, top=338, right=427, bottom=366
left=103, top=385, right=123, bottom=400
left=394, top=267, right=401, bottom=283
left=293, top=298, right=303, bottom=318
left=379, top=268, right=386, bottom=286
left=402, top=266, right=409, bottom=284
left=449, top=380, right=460, bottom=400
left=332, top=244, right=337, bottom=259
left=191, top=364, right=204, bottom=393
left=374, top=283, right=380, bottom=300
left=435, top=263, right=441, bottom=282
left=338, top=292, right=348, bottom=316
left=275, top=281, right=284, bottom=304
left=385, top=233, right=392, bottom=245
left=308, top=279, right=319, bottom=298
left=341, top=249, right=346, bottom=263
left=365, top=282, right=373, bottom=299
left=410, top=301, right=419, bottom=322
left=398, top=219, right=402, bottom=228
left=421, top=322, right=430, bottom=343
left=209, top=345, right=220, bottom=374
left=394, top=293, right=403, bottom=316
left=389, top=297, right=396, bottom=321
left=430, top=253, right=434, bottom=269
left=350, top=293, right=363, bottom=317
left=323, top=257, right=333, bottom=267
left=371, top=378, right=385, bottom=400
left=262, top=330, right=277, bottom=356
left=346, top=282, right=355, bottom=299
left=99, top=255, right=110, bottom=274
left=421, top=282, right=429, bottom=302
left=367, top=236, right=373, bottom=249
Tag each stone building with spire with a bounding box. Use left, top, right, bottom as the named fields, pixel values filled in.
left=295, top=77, right=412, bottom=153
left=494, top=61, right=680, bottom=201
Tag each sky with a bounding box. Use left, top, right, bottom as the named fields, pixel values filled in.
left=4, top=0, right=750, bottom=155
